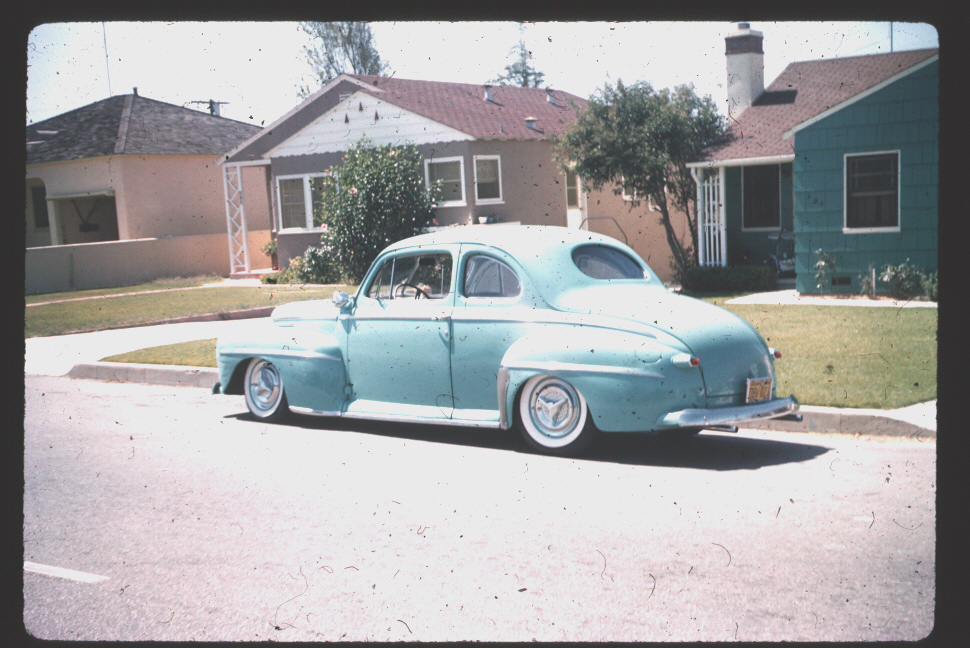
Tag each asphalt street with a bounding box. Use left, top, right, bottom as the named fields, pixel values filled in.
left=23, top=374, right=936, bottom=642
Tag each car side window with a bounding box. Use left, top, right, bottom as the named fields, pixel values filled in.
left=367, top=254, right=452, bottom=300
left=572, top=244, right=647, bottom=280
left=463, top=255, right=521, bottom=298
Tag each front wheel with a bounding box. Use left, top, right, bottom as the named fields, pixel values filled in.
left=243, top=358, right=289, bottom=422
left=516, top=375, right=596, bottom=456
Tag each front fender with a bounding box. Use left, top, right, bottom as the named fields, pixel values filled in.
left=216, top=321, right=347, bottom=413
left=497, top=326, right=705, bottom=432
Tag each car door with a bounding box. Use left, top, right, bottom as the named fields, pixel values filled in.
left=450, top=250, right=537, bottom=424
left=345, top=251, right=455, bottom=420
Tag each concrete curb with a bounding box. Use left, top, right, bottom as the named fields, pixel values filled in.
left=63, top=362, right=935, bottom=438
left=59, top=307, right=276, bottom=336
left=745, top=407, right=935, bottom=439
left=67, top=362, right=219, bottom=389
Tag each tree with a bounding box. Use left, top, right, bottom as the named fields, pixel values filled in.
left=299, top=22, right=388, bottom=97
left=318, top=137, right=440, bottom=282
left=491, top=24, right=546, bottom=88
left=555, top=81, right=726, bottom=281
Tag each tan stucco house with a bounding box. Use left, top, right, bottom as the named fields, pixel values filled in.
left=25, top=91, right=271, bottom=294
left=220, top=74, right=690, bottom=283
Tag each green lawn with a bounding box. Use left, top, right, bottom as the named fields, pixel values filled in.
left=100, top=299, right=937, bottom=410
left=25, top=283, right=357, bottom=338
left=715, top=303, right=936, bottom=409
left=25, top=274, right=225, bottom=304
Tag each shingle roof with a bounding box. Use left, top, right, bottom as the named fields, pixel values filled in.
left=699, top=48, right=938, bottom=163
left=26, top=94, right=262, bottom=166
left=346, top=75, right=587, bottom=140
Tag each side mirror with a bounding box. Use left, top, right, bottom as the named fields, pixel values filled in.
left=332, top=291, right=351, bottom=308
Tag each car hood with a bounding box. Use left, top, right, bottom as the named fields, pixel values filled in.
left=271, top=299, right=340, bottom=328
left=554, top=285, right=774, bottom=399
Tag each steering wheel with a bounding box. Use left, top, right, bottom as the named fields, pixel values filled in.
left=393, top=282, right=430, bottom=299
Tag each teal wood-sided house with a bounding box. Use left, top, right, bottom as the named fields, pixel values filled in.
left=689, top=23, right=938, bottom=294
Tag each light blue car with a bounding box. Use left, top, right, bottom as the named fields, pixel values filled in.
left=214, top=226, right=799, bottom=456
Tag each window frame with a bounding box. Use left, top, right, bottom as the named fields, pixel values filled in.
left=473, top=155, right=504, bottom=205
left=621, top=177, right=661, bottom=211
left=461, top=254, right=522, bottom=300
left=275, top=172, right=335, bottom=231
left=365, top=252, right=454, bottom=301
left=843, top=150, right=901, bottom=234
left=424, top=156, right=466, bottom=208
left=741, top=164, right=782, bottom=232
left=565, top=170, right=581, bottom=209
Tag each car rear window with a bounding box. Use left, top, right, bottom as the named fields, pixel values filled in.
left=572, top=245, right=646, bottom=280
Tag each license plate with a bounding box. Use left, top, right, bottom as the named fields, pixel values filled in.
left=746, top=378, right=772, bottom=403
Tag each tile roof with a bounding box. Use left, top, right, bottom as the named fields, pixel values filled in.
left=699, top=48, right=938, bottom=163
left=26, top=94, right=261, bottom=166
left=337, top=74, right=585, bottom=140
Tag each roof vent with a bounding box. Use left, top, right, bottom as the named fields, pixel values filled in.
left=484, top=85, right=493, bottom=102
left=546, top=88, right=555, bottom=104
left=525, top=116, right=538, bottom=130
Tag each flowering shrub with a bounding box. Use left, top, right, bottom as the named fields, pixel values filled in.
left=879, top=259, right=927, bottom=300
left=318, top=137, right=440, bottom=282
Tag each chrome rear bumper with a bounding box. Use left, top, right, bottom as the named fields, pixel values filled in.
left=657, top=395, right=800, bottom=429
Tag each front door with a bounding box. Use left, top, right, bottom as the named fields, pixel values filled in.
left=345, top=252, right=455, bottom=419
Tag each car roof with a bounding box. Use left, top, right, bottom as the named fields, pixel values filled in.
left=383, top=225, right=626, bottom=257
left=380, top=225, right=665, bottom=302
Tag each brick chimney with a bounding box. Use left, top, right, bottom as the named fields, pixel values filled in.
left=725, top=22, right=764, bottom=119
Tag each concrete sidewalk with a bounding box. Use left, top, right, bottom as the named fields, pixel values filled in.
left=727, top=289, right=937, bottom=308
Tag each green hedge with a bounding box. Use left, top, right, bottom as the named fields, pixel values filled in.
left=683, top=264, right=777, bottom=293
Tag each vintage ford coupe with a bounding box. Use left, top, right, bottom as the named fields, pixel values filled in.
left=214, top=226, right=799, bottom=455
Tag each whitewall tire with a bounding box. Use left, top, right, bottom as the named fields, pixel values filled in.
left=243, top=358, right=289, bottom=422
left=516, top=375, right=596, bottom=455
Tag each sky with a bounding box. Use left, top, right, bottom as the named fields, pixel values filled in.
left=25, top=21, right=939, bottom=126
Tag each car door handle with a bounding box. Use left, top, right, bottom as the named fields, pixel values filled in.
left=433, top=315, right=451, bottom=321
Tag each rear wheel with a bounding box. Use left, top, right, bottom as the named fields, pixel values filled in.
left=516, top=375, right=596, bottom=456
left=243, top=358, right=289, bottom=422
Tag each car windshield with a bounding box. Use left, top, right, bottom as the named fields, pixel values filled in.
left=572, top=245, right=646, bottom=280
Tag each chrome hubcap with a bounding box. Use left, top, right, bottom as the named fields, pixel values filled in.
left=248, top=362, right=281, bottom=411
left=529, top=379, right=581, bottom=438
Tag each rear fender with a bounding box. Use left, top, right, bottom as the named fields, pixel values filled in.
left=497, top=327, right=705, bottom=431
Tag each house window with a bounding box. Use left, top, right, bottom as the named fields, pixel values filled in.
left=31, top=185, right=49, bottom=229
left=622, top=177, right=661, bottom=211
left=621, top=178, right=641, bottom=203
left=566, top=170, right=580, bottom=208
left=425, top=157, right=465, bottom=207
left=473, top=156, right=503, bottom=203
left=742, top=165, right=780, bottom=230
left=277, top=173, right=334, bottom=230
left=845, top=152, right=899, bottom=230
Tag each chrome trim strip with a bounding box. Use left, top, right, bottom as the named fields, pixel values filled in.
left=290, top=406, right=343, bottom=417
left=501, top=360, right=663, bottom=379
left=497, top=366, right=511, bottom=429
left=218, top=348, right=342, bottom=363
left=659, top=395, right=800, bottom=428
left=451, top=311, right=658, bottom=339
left=340, top=411, right=501, bottom=429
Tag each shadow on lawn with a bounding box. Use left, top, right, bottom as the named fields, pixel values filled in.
left=225, top=411, right=831, bottom=472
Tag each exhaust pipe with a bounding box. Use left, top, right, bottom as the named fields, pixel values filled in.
left=705, top=425, right=739, bottom=433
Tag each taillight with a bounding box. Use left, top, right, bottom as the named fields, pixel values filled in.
left=690, top=356, right=700, bottom=367
left=769, top=348, right=782, bottom=359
